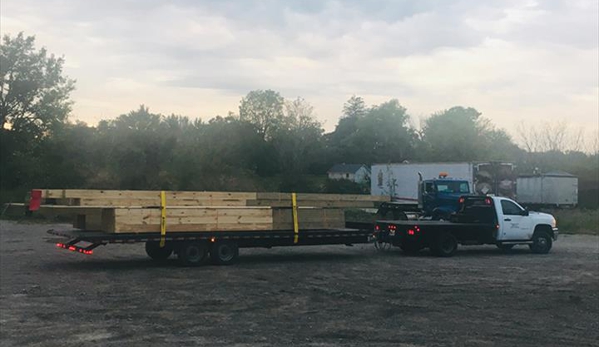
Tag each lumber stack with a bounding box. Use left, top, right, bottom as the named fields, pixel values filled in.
left=35, top=189, right=388, bottom=208
left=31, top=189, right=388, bottom=233
left=98, top=206, right=344, bottom=233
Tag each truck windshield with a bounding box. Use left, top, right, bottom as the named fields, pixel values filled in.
left=436, top=182, right=469, bottom=194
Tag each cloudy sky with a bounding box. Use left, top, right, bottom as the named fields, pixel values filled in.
left=2, top=0, right=598, bottom=138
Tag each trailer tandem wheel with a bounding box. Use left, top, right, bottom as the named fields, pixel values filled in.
left=145, top=241, right=173, bottom=260
left=177, top=241, right=209, bottom=266
left=210, top=241, right=239, bottom=265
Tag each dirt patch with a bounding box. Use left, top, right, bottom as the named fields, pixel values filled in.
left=1, top=221, right=598, bottom=346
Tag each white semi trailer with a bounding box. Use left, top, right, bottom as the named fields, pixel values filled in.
left=371, top=162, right=516, bottom=202
left=516, top=172, right=578, bottom=207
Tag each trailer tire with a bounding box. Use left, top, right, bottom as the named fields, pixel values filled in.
left=211, top=241, right=239, bottom=265
left=431, top=232, right=458, bottom=257
left=145, top=241, right=173, bottom=260
left=177, top=242, right=209, bottom=266
left=529, top=231, right=552, bottom=254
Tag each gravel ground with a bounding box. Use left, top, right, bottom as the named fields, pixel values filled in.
left=1, top=220, right=598, bottom=347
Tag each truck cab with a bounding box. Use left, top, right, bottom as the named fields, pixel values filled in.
left=420, top=175, right=471, bottom=220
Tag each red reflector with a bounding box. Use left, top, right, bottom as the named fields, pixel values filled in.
left=408, top=229, right=415, bottom=235
left=56, top=243, right=63, bottom=248
left=375, top=225, right=380, bottom=231
left=459, top=197, right=465, bottom=204
left=485, top=198, right=492, bottom=205
left=68, top=246, right=76, bottom=251
left=29, top=190, right=42, bottom=211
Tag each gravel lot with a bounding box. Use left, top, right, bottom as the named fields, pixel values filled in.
left=1, top=220, right=598, bottom=347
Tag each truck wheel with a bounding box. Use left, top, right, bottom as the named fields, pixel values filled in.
left=529, top=231, right=552, bottom=254
left=431, top=232, right=458, bottom=257
left=211, top=241, right=239, bottom=265
left=177, top=242, right=209, bottom=266
left=145, top=241, right=173, bottom=260
left=496, top=243, right=515, bottom=251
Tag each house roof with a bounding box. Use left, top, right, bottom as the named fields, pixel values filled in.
left=328, top=164, right=367, bottom=174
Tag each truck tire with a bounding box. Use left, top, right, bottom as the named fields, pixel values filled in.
left=431, top=232, right=458, bottom=257
left=145, top=241, right=173, bottom=260
left=211, top=241, right=239, bottom=265
left=529, top=231, right=552, bottom=254
left=177, top=242, right=209, bottom=266
left=496, top=243, right=515, bottom=251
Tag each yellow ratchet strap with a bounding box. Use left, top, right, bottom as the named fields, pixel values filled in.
left=160, top=191, right=167, bottom=247
left=292, top=192, right=299, bottom=244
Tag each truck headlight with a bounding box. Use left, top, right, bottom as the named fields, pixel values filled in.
left=551, top=218, right=557, bottom=228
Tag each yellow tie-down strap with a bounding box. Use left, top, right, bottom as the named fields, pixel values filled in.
left=160, top=191, right=167, bottom=247
left=292, top=192, right=299, bottom=244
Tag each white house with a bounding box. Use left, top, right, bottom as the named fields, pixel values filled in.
left=327, top=164, right=370, bottom=184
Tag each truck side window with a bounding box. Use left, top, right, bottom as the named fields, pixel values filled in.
left=425, top=182, right=435, bottom=193
left=501, top=200, right=523, bottom=215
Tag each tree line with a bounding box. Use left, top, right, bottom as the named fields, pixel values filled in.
left=1, top=33, right=597, bottom=207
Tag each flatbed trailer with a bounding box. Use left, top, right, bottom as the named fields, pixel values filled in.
left=48, top=227, right=373, bottom=266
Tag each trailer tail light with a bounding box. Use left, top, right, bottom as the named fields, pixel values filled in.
left=458, top=197, right=465, bottom=204
left=408, top=229, right=415, bottom=235
left=485, top=198, right=492, bottom=205
left=56, top=243, right=94, bottom=255
left=375, top=225, right=380, bottom=231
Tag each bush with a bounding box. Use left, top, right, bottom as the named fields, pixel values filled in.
left=546, top=209, right=598, bottom=235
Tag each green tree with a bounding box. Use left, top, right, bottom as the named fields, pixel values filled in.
left=420, top=106, right=521, bottom=162
left=1, top=32, right=75, bottom=135
left=0, top=32, right=75, bottom=193
left=328, top=98, right=415, bottom=164
left=272, top=97, right=324, bottom=176
left=239, top=89, right=285, bottom=140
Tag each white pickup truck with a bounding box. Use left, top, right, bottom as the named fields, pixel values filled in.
left=374, top=195, right=559, bottom=256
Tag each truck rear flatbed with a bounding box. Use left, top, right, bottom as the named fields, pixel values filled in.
left=374, top=195, right=558, bottom=257
left=48, top=227, right=373, bottom=266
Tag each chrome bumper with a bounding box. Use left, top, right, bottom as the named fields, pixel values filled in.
left=553, top=227, right=559, bottom=240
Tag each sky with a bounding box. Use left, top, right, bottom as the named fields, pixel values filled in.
left=1, top=0, right=598, bottom=142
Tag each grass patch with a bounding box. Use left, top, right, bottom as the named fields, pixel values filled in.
left=549, top=209, right=598, bottom=235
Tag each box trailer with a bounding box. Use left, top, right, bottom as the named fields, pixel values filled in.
left=516, top=172, right=578, bottom=207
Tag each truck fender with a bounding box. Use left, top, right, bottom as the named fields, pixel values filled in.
left=533, top=224, right=554, bottom=239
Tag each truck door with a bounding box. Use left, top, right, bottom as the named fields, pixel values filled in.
left=498, top=199, right=531, bottom=240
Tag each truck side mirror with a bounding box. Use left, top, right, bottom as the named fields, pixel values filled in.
left=522, top=208, right=529, bottom=216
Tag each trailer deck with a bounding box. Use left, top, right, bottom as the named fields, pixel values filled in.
left=48, top=227, right=374, bottom=265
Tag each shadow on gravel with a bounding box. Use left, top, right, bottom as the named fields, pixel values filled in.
left=41, top=252, right=363, bottom=271
left=238, top=252, right=361, bottom=265
left=378, top=247, right=544, bottom=258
